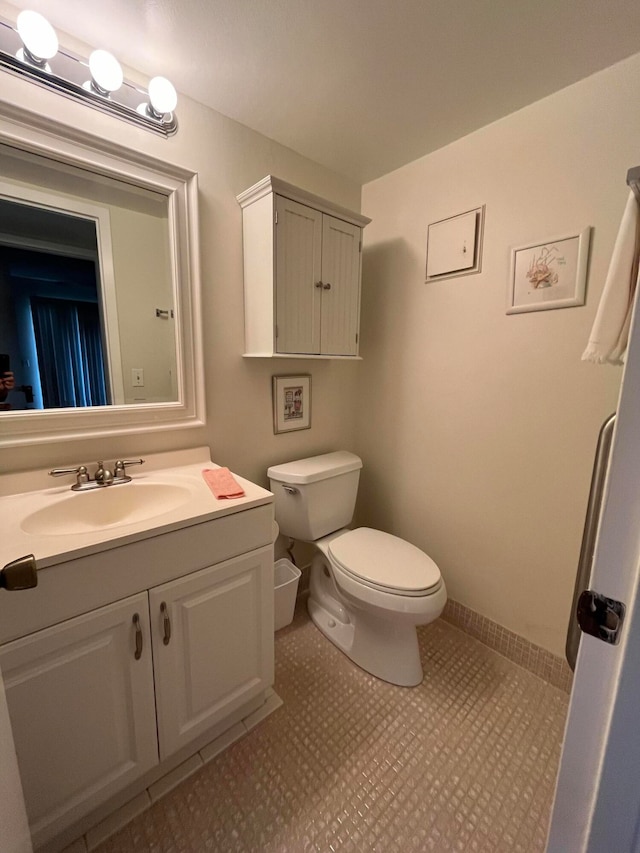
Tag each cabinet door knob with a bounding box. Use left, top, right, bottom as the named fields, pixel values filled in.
left=133, top=613, right=143, bottom=660
left=323, top=282, right=332, bottom=290
left=160, top=601, right=171, bottom=645
left=315, top=281, right=323, bottom=288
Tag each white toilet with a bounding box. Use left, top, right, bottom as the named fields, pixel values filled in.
left=267, top=451, right=447, bottom=686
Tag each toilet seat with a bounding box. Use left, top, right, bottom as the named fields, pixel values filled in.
left=328, top=527, right=442, bottom=597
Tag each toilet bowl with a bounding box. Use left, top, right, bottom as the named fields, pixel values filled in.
left=267, top=452, right=447, bottom=687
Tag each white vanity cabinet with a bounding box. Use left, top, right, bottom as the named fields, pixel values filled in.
left=150, top=549, right=273, bottom=759
left=0, top=477, right=275, bottom=852
left=237, top=175, right=371, bottom=358
left=0, top=594, right=159, bottom=848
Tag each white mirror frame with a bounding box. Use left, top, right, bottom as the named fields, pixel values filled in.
left=0, top=101, right=205, bottom=448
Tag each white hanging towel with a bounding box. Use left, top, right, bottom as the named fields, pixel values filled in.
left=582, top=190, right=640, bottom=365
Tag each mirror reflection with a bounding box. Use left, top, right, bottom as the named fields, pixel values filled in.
left=0, top=143, right=178, bottom=412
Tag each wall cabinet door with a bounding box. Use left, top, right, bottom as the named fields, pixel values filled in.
left=275, top=195, right=323, bottom=354
left=0, top=593, right=158, bottom=850
left=320, top=214, right=361, bottom=356
left=149, top=548, right=274, bottom=760
left=275, top=197, right=362, bottom=356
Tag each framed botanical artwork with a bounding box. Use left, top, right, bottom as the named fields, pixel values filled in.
left=507, top=227, right=591, bottom=314
left=272, top=374, right=311, bottom=434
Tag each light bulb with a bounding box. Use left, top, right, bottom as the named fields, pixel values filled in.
left=148, top=76, right=177, bottom=115
left=17, top=10, right=58, bottom=63
left=89, top=50, right=123, bottom=94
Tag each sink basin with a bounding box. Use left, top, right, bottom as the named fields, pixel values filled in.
left=21, top=482, right=193, bottom=536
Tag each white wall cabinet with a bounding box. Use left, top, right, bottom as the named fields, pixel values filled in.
left=0, top=515, right=274, bottom=851
left=237, top=175, right=370, bottom=358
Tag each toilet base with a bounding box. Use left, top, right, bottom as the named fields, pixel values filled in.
left=307, top=556, right=426, bottom=687
left=308, top=597, right=424, bottom=687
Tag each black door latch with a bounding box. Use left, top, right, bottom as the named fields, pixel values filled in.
left=577, top=590, right=625, bottom=645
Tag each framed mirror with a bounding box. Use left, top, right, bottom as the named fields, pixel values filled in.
left=0, top=102, right=204, bottom=447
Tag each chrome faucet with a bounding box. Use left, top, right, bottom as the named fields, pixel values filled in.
left=95, top=461, right=114, bottom=486
left=49, top=459, right=145, bottom=490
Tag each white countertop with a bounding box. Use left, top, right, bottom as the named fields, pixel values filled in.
left=1, top=447, right=273, bottom=570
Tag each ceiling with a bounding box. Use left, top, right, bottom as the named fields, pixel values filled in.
left=3, top=0, right=640, bottom=184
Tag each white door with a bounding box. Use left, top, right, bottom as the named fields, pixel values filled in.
left=547, top=287, right=640, bottom=850
left=320, top=214, right=361, bottom=356
left=0, top=593, right=158, bottom=849
left=150, top=548, right=274, bottom=760
left=0, top=664, right=32, bottom=853
left=275, top=195, right=323, bottom=354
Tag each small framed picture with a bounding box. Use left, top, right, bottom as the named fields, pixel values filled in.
left=507, top=227, right=591, bottom=314
left=272, top=374, right=311, bottom=434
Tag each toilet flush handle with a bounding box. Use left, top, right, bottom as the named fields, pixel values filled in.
left=282, top=484, right=299, bottom=496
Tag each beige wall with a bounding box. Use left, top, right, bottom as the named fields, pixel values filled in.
left=2, top=20, right=637, bottom=657
left=356, top=54, right=640, bottom=656
left=0, top=66, right=362, bottom=485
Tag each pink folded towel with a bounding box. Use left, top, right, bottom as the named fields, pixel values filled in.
left=202, top=468, right=246, bottom=499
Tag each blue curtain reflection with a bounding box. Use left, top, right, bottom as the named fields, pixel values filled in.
left=30, top=296, right=108, bottom=408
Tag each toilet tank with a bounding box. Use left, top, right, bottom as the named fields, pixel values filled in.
left=267, top=451, right=362, bottom=541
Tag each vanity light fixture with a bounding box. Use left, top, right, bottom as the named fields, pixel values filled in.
left=87, top=49, right=123, bottom=96
left=147, top=76, right=178, bottom=118
left=16, top=10, right=58, bottom=67
left=0, top=11, right=178, bottom=136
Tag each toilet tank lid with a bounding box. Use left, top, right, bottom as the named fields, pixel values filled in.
left=267, top=451, right=362, bottom=484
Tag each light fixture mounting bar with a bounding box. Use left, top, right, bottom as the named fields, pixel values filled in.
left=0, top=18, right=177, bottom=137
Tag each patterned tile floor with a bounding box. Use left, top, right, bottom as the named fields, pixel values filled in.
left=96, top=601, right=568, bottom=852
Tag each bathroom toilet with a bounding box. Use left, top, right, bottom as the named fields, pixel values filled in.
left=267, top=451, right=447, bottom=686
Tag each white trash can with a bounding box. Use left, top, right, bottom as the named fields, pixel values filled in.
left=274, top=558, right=301, bottom=630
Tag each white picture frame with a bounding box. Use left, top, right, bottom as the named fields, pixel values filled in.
left=507, top=227, right=591, bottom=314
left=272, top=374, right=311, bottom=434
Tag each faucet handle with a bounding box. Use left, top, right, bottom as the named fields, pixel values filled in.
left=49, top=465, right=89, bottom=485
left=114, top=459, right=145, bottom=478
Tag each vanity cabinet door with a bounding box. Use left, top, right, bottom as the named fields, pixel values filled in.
left=150, top=546, right=274, bottom=760
left=0, top=593, right=158, bottom=850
